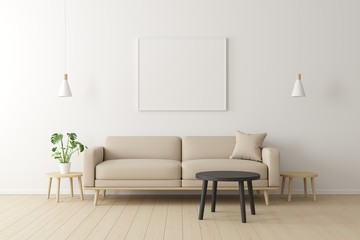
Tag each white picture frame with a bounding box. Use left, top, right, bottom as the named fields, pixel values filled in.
left=137, top=37, right=227, bottom=111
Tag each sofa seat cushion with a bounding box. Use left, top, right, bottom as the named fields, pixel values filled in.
left=96, top=159, right=181, bottom=180
left=182, top=159, right=268, bottom=180
left=95, top=180, right=181, bottom=187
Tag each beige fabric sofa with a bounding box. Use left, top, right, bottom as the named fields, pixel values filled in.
left=84, top=136, right=280, bottom=205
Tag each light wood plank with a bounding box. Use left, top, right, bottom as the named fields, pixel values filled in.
left=0, top=195, right=34, bottom=216
left=281, top=197, right=339, bottom=239
left=0, top=197, right=66, bottom=239
left=196, top=196, right=222, bottom=240
left=7, top=199, right=80, bottom=240
left=249, top=198, right=296, bottom=240
left=47, top=197, right=107, bottom=239
left=86, top=196, right=130, bottom=240
left=105, top=196, right=143, bottom=240
left=164, top=196, right=183, bottom=240
left=212, top=195, right=240, bottom=240
left=0, top=196, right=51, bottom=230
left=144, top=196, right=169, bottom=240
left=0, top=194, right=358, bottom=240
left=124, top=196, right=156, bottom=240
left=222, top=195, right=260, bottom=240
left=182, top=195, right=202, bottom=240
left=66, top=197, right=118, bottom=240
left=27, top=199, right=90, bottom=240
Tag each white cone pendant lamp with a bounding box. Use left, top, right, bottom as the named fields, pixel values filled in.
left=58, top=74, right=72, bottom=97
left=58, top=0, right=72, bottom=97
left=291, top=73, right=306, bottom=97
left=291, top=0, right=306, bottom=98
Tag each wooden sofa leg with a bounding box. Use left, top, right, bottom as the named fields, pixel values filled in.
left=103, top=190, right=106, bottom=198
left=256, top=190, right=260, bottom=197
left=264, top=190, right=270, bottom=206
left=94, top=190, right=99, bottom=206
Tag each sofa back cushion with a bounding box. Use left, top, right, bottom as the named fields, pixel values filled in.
left=182, top=136, right=235, bottom=161
left=104, top=136, right=181, bottom=161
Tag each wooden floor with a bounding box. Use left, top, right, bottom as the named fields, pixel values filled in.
left=0, top=194, right=359, bottom=240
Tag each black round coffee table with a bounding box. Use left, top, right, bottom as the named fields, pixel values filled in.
left=196, top=171, right=260, bottom=223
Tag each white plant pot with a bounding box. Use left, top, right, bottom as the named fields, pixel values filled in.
left=59, top=163, right=71, bottom=174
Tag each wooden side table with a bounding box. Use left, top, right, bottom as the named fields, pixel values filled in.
left=280, top=172, right=318, bottom=202
left=46, top=172, right=84, bottom=203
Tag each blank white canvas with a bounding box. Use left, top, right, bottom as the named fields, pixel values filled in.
left=137, top=37, right=227, bottom=111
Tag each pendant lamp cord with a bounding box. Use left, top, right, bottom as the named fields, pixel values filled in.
left=64, top=0, right=67, bottom=74
left=297, top=0, right=300, bottom=74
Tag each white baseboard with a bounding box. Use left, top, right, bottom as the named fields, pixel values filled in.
left=288, top=189, right=360, bottom=195
left=0, top=189, right=90, bottom=195
left=1, top=188, right=360, bottom=195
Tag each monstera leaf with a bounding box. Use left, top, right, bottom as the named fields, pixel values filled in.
left=50, top=132, right=87, bottom=163
left=51, top=133, right=63, bottom=145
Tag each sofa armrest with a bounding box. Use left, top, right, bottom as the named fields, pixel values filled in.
left=83, top=146, right=104, bottom=187
left=262, top=147, right=280, bottom=187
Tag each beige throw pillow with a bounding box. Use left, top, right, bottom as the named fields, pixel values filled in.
left=230, top=131, right=267, bottom=162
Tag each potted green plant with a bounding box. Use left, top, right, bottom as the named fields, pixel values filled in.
left=51, top=133, right=87, bottom=174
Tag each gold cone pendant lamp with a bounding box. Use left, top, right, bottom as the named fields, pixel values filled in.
left=291, top=73, right=306, bottom=97
left=58, top=0, right=72, bottom=97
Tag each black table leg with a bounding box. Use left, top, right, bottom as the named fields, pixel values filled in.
left=238, top=181, right=246, bottom=223
left=211, top=181, right=218, bottom=212
left=199, top=180, right=208, bottom=220
left=247, top=180, right=256, bottom=215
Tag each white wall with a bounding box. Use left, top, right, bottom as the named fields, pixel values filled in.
left=1, top=0, right=359, bottom=194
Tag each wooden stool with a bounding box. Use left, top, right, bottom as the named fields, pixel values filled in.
left=46, top=172, right=84, bottom=203
left=280, top=172, right=318, bottom=202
